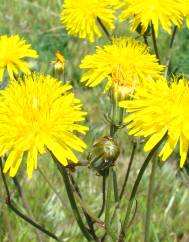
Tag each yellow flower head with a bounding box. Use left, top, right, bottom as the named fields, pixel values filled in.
left=0, top=35, right=38, bottom=81
left=182, top=2, right=189, bottom=28
left=1, top=73, right=88, bottom=178
left=52, top=51, right=65, bottom=73
left=118, top=0, right=184, bottom=37
left=120, top=77, right=189, bottom=167
left=61, top=0, right=116, bottom=42
left=80, top=38, right=164, bottom=96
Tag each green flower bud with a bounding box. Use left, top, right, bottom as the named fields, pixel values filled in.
left=88, top=136, right=120, bottom=175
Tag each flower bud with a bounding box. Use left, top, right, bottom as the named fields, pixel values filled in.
left=52, top=51, right=65, bottom=74
left=88, top=136, right=120, bottom=175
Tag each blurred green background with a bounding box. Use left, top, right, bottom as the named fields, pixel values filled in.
left=1, top=0, right=189, bottom=241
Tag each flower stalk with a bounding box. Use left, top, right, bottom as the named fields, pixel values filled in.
left=118, top=134, right=166, bottom=241
left=0, top=158, right=63, bottom=242
left=119, top=142, right=137, bottom=200
left=97, top=17, right=112, bottom=42
left=55, top=160, right=94, bottom=241
left=144, top=157, right=157, bottom=242
left=164, top=26, right=177, bottom=78
left=151, top=23, right=160, bottom=62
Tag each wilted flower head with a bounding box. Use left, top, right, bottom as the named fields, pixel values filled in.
left=120, top=77, right=189, bottom=167
left=61, top=0, right=116, bottom=42
left=0, top=35, right=38, bottom=81
left=52, top=51, right=65, bottom=73
left=80, top=38, right=164, bottom=97
left=118, top=0, right=184, bottom=37
left=1, top=73, right=88, bottom=177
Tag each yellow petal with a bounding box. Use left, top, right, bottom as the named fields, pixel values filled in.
left=180, top=135, right=189, bottom=168
left=45, top=136, right=68, bottom=166
left=144, top=129, right=167, bottom=152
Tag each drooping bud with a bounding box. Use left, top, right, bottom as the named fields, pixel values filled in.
left=52, top=51, right=65, bottom=74
left=88, top=136, right=120, bottom=175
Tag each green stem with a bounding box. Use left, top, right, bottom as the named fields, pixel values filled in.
left=143, top=35, right=149, bottom=46
left=119, top=142, right=137, bottom=200
left=13, top=177, right=43, bottom=242
left=118, top=134, right=166, bottom=241
left=105, top=168, right=113, bottom=226
left=144, top=158, right=157, bottom=242
left=110, top=98, right=117, bottom=137
left=97, top=17, right=112, bottom=43
left=0, top=183, right=15, bottom=242
left=105, top=167, right=117, bottom=241
left=98, top=175, right=106, bottom=218
left=38, top=166, right=66, bottom=209
left=113, top=168, right=119, bottom=204
left=164, top=26, right=177, bottom=78
left=55, top=162, right=93, bottom=241
left=0, top=159, right=63, bottom=242
left=69, top=173, right=101, bottom=240
left=151, top=23, right=160, bottom=62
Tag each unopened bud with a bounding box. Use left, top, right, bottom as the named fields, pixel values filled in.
left=88, top=136, right=120, bottom=175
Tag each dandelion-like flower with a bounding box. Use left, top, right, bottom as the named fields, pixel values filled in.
left=182, top=2, right=189, bottom=28
left=118, top=0, right=184, bottom=36
left=0, top=35, right=38, bottom=81
left=120, top=77, right=189, bottom=167
left=80, top=38, right=164, bottom=96
left=61, top=0, right=116, bottom=42
left=1, top=73, right=88, bottom=177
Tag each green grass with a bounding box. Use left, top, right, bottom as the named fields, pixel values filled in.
left=1, top=1, right=189, bottom=242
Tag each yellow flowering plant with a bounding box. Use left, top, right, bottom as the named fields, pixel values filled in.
left=1, top=73, right=88, bottom=178
left=61, top=0, right=116, bottom=42
left=117, top=0, right=184, bottom=37
left=0, top=35, right=38, bottom=81
left=1, top=1, right=189, bottom=242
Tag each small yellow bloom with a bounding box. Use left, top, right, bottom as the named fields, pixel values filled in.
left=120, top=77, right=189, bottom=167
left=80, top=38, right=164, bottom=96
left=117, top=0, right=184, bottom=37
left=1, top=73, right=88, bottom=177
left=61, top=0, right=116, bottom=42
left=182, top=2, right=189, bottom=28
left=52, top=51, right=65, bottom=73
left=0, top=35, right=38, bottom=81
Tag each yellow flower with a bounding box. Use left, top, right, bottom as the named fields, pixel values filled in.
left=0, top=35, right=38, bottom=81
left=182, top=2, right=189, bottom=28
left=80, top=38, right=164, bottom=97
left=61, top=0, right=116, bottom=42
left=52, top=51, right=65, bottom=73
left=120, top=77, right=189, bottom=167
left=118, top=0, right=184, bottom=37
left=1, top=73, right=88, bottom=177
